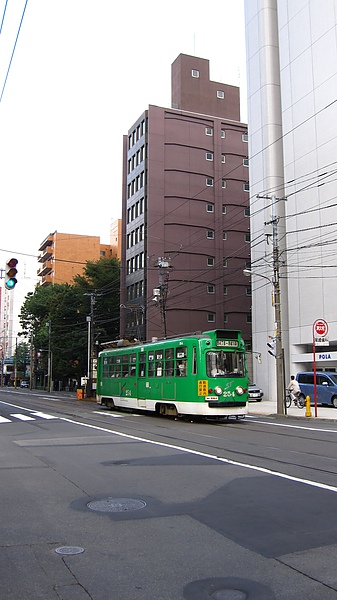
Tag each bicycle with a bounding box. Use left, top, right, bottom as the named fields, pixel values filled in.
left=285, top=389, right=305, bottom=409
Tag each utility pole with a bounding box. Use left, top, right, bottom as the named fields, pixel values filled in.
left=153, top=258, right=170, bottom=338
left=85, top=292, right=96, bottom=398
left=270, top=196, right=285, bottom=416
left=257, top=193, right=286, bottom=415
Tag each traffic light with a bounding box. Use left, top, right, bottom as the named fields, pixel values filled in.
left=267, top=335, right=276, bottom=357
left=5, top=258, right=18, bottom=290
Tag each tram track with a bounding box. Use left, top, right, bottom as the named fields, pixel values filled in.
left=2, top=391, right=337, bottom=488
left=68, top=405, right=337, bottom=487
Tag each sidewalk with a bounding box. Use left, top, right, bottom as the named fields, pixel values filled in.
left=248, top=399, right=337, bottom=421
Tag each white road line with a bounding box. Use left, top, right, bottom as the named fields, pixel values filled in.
left=92, top=411, right=124, bottom=418
left=0, top=416, right=11, bottom=423
left=246, top=416, right=337, bottom=434
left=10, top=414, right=35, bottom=421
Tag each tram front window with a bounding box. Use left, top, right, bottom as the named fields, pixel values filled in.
left=206, top=351, right=244, bottom=378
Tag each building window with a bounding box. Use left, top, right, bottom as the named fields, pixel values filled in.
left=242, top=132, right=248, bottom=142
left=208, top=313, right=215, bottom=323
left=221, top=154, right=226, bottom=163
left=244, top=182, right=249, bottom=192
left=217, top=90, right=225, bottom=99
left=206, top=177, right=214, bottom=187
left=223, top=286, right=228, bottom=295
left=206, top=204, right=214, bottom=212
left=222, top=204, right=227, bottom=215
left=192, top=69, right=199, bottom=78
left=222, top=179, right=226, bottom=189
left=224, top=314, right=228, bottom=324
left=206, top=152, right=213, bottom=161
left=221, top=129, right=226, bottom=138
left=223, top=230, right=227, bottom=241
left=245, top=233, right=251, bottom=243
left=246, top=287, right=252, bottom=296
left=207, top=285, right=215, bottom=294
left=223, top=258, right=228, bottom=268
left=207, top=230, right=214, bottom=239
left=243, top=157, right=249, bottom=167
left=247, top=313, right=252, bottom=323
left=207, top=257, right=215, bottom=267
left=205, top=127, right=213, bottom=136
left=244, top=207, right=250, bottom=217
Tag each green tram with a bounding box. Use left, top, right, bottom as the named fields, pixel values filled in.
left=96, top=329, right=248, bottom=419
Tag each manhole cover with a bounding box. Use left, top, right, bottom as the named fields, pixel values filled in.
left=54, top=546, right=85, bottom=555
left=212, top=592, right=247, bottom=600
left=87, top=497, right=147, bottom=512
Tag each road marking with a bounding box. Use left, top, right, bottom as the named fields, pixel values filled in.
left=60, top=416, right=337, bottom=494
left=92, top=411, right=124, bottom=418
left=10, top=413, right=35, bottom=421
left=30, top=411, right=57, bottom=419
left=246, top=416, right=337, bottom=434
left=0, top=416, right=11, bottom=423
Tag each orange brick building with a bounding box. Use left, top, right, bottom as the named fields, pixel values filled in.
left=37, top=231, right=116, bottom=286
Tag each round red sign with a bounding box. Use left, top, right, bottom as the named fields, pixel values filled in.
left=313, top=319, right=328, bottom=337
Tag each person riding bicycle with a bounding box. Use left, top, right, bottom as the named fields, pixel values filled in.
left=288, top=375, right=301, bottom=402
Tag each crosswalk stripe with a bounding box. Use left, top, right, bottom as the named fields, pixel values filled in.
left=0, top=416, right=11, bottom=423
left=10, top=413, right=35, bottom=421
left=29, top=411, right=57, bottom=420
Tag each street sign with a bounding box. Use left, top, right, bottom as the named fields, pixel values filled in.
left=312, top=318, right=329, bottom=418
left=313, top=319, right=329, bottom=345
left=313, top=319, right=328, bottom=338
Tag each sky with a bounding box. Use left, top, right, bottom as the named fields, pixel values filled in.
left=0, top=0, right=247, bottom=330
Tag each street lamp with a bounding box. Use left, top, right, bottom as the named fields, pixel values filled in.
left=244, top=268, right=285, bottom=415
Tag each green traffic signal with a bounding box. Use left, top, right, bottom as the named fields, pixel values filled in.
left=5, top=258, right=18, bottom=290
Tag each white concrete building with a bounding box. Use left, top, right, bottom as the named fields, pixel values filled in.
left=244, top=0, right=337, bottom=401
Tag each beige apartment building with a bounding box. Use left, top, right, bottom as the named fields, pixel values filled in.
left=37, top=231, right=115, bottom=286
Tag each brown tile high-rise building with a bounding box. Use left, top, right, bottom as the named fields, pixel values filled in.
left=120, top=54, right=251, bottom=347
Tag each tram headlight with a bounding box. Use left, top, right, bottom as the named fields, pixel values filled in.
left=236, top=386, right=244, bottom=395
left=214, top=386, right=223, bottom=396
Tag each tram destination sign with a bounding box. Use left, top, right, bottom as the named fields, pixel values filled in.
left=216, top=340, right=239, bottom=348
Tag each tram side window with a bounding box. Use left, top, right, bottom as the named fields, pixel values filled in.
left=165, top=348, right=174, bottom=376
left=103, top=357, right=109, bottom=377
left=192, top=346, right=197, bottom=375
left=139, top=352, right=146, bottom=377
left=115, top=357, right=122, bottom=377
left=155, top=350, right=163, bottom=377
left=148, top=351, right=155, bottom=377
left=176, top=346, right=187, bottom=376
left=122, top=354, right=129, bottom=377
left=108, top=356, right=115, bottom=377
left=130, top=353, right=137, bottom=377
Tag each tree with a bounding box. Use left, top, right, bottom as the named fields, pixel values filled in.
left=73, top=257, right=120, bottom=344
left=18, top=257, right=120, bottom=389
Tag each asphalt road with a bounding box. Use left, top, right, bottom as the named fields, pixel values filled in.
left=1, top=388, right=337, bottom=599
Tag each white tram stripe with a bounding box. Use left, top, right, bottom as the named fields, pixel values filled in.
left=10, top=413, right=35, bottom=421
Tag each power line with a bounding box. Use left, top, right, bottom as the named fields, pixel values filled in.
left=0, top=0, right=29, bottom=103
